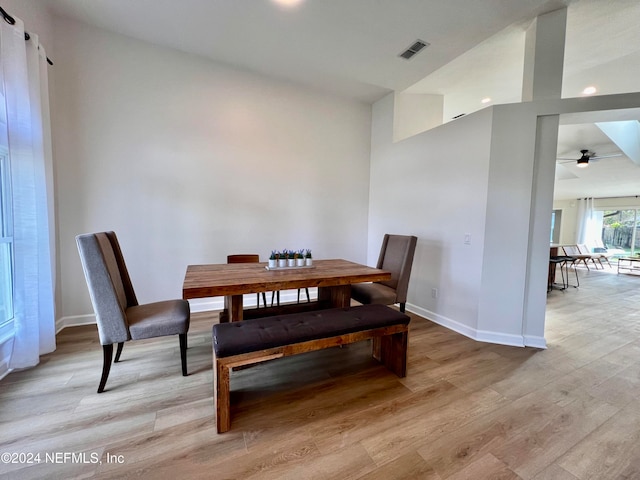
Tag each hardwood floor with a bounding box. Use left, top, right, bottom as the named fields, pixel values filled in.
left=1, top=265, right=640, bottom=479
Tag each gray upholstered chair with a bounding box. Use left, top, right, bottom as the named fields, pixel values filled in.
left=76, top=231, right=190, bottom=393
left=351, top=234, right=418, bottom=313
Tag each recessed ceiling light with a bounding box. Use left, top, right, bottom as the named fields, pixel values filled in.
left=481, top=97, right=491, bottom=104
left=582, top=86, right=597, bottom=95
left=271, top=0, right=303, bottom=7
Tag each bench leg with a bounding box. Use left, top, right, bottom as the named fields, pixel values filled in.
left=214, top=358, right=231, bottom=433
left=372, top=331, right=408, bottom=378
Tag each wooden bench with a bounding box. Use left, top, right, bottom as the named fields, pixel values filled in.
left=212, top=304, right=410, bottom=433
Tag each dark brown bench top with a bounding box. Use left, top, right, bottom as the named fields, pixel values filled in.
left=212, top=304, right=410, bottom=358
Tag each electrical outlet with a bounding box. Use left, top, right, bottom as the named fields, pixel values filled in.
left=431, top=288, right=439, bottom=299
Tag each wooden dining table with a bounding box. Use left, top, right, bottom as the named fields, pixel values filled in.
left=182, top=258, right=391, bottom=322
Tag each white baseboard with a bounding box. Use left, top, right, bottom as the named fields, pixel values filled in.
left=407, top=303, right=479, bottom=342
left=476, top=330, right=525, bottom=347
left=55, top=314, right=96, bottom=333
left=188, top=298, right=224, bottom=313
left=188, top=289, right=309, bottom=314
left=406, top=302, right=546, bottom=348
left=56, top=289, right=317, bottom=331
left=523, top=335, right=547, bottom=349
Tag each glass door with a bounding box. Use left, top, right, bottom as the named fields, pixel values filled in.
left=602, top=210, right=640, bottom=256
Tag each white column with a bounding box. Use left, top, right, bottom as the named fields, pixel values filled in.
left=522, top=8, right=567, bottom=102
left=520, top=8, right=567, bottom=346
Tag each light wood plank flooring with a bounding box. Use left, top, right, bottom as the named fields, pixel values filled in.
left=1, top=265, right=639, bottom=479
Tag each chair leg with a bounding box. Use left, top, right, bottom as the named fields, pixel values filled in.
left=255, top=292, right=268, bottom=308
left=399, top=303, right=406, bottom=313
left=297, top=288, right=310, bottom=303
left=98, top=344, right=114, bottom=393
left=179, top=334, right=188, bottom=376
left=271, top=291, right=280, bottom=307
left=114, top=342, right=124, bottom=362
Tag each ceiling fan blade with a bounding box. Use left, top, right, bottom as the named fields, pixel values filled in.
left=591, top=153, right=622, bottom=159
left=556, top=151, right=623, bottom=163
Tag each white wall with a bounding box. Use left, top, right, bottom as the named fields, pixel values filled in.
left=393, top=92, right=444, bottom=142
left=51, top=17, right=372, bottom=321
left=370, top=93, right=492, bottom=337
left=371, top=93, right=554, bottom=347
left=553, top=199, right=578, bottom=244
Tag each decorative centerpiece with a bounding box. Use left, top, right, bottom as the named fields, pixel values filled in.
left=265, top=248, right=314, bottom=270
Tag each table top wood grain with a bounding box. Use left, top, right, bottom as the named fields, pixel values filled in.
left=182, top=259, right=391, bottom=299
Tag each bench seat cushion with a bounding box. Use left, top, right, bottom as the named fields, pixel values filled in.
left=213, top=304, right=410, bottom=358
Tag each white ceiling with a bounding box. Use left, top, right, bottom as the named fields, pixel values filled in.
left=41, top=0, right=640, bottom=200
left=41, top=0, right=563, bottom=103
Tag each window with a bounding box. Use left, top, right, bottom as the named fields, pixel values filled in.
left=0, top=149, right=13, bottom=328
left=603, top=209, right=640, bottom=256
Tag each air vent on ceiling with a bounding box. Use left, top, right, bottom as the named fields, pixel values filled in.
left=399, top=39, right=430, bottom=60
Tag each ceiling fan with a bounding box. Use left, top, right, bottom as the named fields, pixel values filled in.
left=557, top=149, right=622, bottom=168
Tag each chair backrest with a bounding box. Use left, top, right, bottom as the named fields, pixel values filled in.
left=227, top=254, right=260, bottom=264
left=577, top=244, right=591, bottom=254
left=376, top=234, right=418, bottom=304
left=76, top=231, right=138, bottom=345
left=562, top=245, right=580, bottom=256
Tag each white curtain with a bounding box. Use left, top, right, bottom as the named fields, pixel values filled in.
left=0, top=15, right=55, bottom=369
left=576, top=197, right=599, bottom=246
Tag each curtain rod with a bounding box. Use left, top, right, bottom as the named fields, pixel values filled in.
left=579, top=195, right=640, bottom=201
left=0, top=6, right=53, bottom=65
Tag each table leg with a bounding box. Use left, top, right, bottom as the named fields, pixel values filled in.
left=221, top=295, right=244, bottom=322
left=318, top=284, right=351, bottom=309
left=230, top=295, right=243, bottom=322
